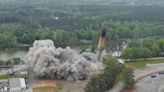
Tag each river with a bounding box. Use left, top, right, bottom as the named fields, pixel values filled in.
left=0, top=43, right=122, bottom=61
left=0, top=44, right=95, bottom=61
left=0, top=47, right=29, bottom=61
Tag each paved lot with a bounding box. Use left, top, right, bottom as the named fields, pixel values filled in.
left=134, top=73, right=164, bottom=92
left=108, top=63, right=164, bottom=92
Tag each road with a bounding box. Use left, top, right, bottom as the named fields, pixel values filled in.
left=126, top=57, right=164, bottom=62
left=107, top=63, right=164, bottom=92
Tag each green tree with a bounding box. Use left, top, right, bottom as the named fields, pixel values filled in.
left=128, top=41, right=141, bottom=48
left=141, top=48, right=152, bottom=59
left=13, top=58, right=21, bottom=65
left=143, top=39, right=154, bottom=50
left=85, top=58, right=124, bottom=92
left=35, top=28, right=54, bottom=40
left=53, top=29, right=78, bottom=46
left=122, top=48, right=133, bottom=61
left=0, top=60, right=4, bottom=66
left=156, top=38, right=164, bottom=52
left=122, top=47, right=152, bottom=60
left=151, top=41, right=161, bottom=57
left=6, top=60, right=11, bottom=65
left=0, top=32, right=17, bottom=48
left=121, top=67, right=135, bottom=89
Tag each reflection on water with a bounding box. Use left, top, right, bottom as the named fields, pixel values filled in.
left=0, top=47, right=29, bottom=60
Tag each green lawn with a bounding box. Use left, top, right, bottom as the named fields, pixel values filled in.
left=0, top=75, right=16, bottom=79
left=126, top=59, right=164, bottom=69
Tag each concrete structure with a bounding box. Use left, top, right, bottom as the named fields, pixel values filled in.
left=32, top=80, right=56, bottom=92
left=9, top=78, right=26, bottom=91
left=96, top=26, right=107, bottom=59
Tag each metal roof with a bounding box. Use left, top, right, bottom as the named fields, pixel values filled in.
left=9, top=78, right=26, bottom=91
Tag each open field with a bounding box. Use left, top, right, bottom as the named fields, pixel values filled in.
left=126, top=59, right=164, bottom=68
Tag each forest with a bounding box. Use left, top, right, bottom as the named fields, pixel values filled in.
left=0, top=0, right=164, bottom=47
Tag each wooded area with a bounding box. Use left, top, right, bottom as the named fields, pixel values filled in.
left=0, top=0, right=164, bottom=47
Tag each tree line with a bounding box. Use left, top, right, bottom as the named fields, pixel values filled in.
left=0, top=58, right=21, bottom=66
left=1, top=21, right=164, bottom=47
left=1, top=1, right=164, bottom=47
left=122, top=38, right=164, bottom=61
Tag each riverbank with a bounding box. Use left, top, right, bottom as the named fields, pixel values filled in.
left=16, top=43, right=31, bottom=47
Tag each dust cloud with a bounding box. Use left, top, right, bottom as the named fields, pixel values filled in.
left=23, top=40, right=103, bottom=80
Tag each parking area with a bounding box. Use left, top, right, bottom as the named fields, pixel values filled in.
left=134, top=72, right=164, bottom=92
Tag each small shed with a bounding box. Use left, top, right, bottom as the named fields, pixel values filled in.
left=32, top=80, right=56, bottom=92
left=9, top=78, right=26, bottom=91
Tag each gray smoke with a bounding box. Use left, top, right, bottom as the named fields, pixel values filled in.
left=23, top=40, right=103, bottom=80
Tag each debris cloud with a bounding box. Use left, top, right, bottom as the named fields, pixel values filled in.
left=24, top=40, right=103, bottom=80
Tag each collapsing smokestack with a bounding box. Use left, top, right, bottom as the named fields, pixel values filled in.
left=96, top=26, right=107, bottom=59
left=23, top=40, right=103, bottom=80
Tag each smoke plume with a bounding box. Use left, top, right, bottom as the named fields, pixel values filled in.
left=24, top=40, right=103, bottom=80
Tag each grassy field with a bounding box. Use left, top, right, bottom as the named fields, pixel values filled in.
left=0, top=75, right=16, bottom=79
left=126, top=59, right=164, bottom=69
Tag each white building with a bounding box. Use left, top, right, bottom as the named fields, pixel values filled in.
left=9, top=78, right=26, bottom=91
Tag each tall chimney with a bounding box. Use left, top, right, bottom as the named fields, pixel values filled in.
left=96, top=26, right=107, bottom=60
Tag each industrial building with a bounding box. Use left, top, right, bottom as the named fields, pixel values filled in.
left=32, top=80, right=56, bottom=92
left=9, top=78, right=26, bottom=91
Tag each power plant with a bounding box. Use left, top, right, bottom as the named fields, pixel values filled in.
left=3, top=26, right=109, bottom=92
